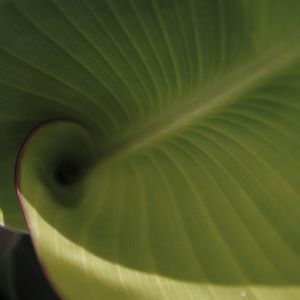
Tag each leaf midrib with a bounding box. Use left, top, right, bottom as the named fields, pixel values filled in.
left=99, top=39, right=300, bottom=162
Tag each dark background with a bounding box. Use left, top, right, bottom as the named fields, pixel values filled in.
left=0, top=227, right=59, bottom=300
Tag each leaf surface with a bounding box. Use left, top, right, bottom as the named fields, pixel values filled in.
left=0, top=0, right=299, bottom=299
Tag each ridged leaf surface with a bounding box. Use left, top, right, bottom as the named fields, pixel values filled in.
left=0, top=0, right=299, bottom=299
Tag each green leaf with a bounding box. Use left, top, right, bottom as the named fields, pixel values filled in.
left=1, top=0, right=300, bottom=299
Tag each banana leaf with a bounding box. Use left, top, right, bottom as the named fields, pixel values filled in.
left=0, top=0, right=299, bottom=299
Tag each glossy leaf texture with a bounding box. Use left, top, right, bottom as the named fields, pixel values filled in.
left=1, top=0, right=300, bottom=299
